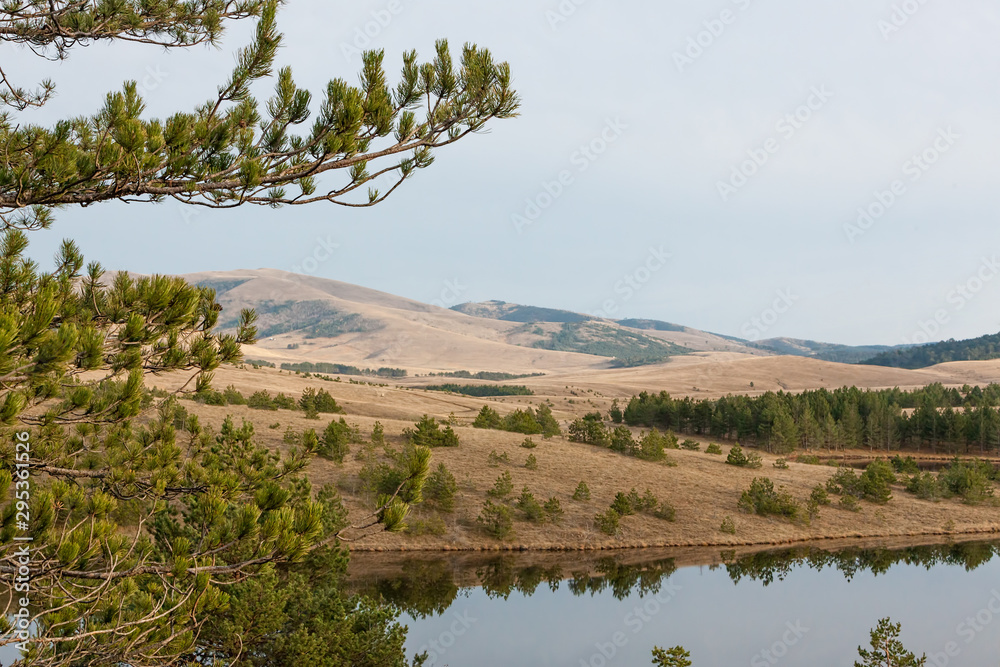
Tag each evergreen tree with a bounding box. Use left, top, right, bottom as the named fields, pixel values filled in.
left=855, top=618, right=927, bottom=667
left=0, top=3, right=517, bottom=661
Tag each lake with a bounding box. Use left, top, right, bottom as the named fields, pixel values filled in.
left=348, top=539, right=1000, bottom=666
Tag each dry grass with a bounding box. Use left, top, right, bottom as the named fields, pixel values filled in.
left=150, top=365, right=1000, bottom=553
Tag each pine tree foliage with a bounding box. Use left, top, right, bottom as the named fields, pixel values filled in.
left=0, top=1, right=515, bottom=660
left=0, top=1, right=520, bottom=230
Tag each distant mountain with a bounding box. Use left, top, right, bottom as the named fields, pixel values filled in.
left=749, top=338, right=898, bottom=364
left=860, top=332, right=1000, bottom=369
left=450, top=301, right=593, bottom=323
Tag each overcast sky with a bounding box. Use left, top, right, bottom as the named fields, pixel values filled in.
left=14, top=0, right=1000, bottom=346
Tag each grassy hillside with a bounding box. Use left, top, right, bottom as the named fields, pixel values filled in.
left=150, top=365, right=1000, bottom=552
left=861, top=332, right=1000, bottom=369
left=532, top=322, right=691, bottom=366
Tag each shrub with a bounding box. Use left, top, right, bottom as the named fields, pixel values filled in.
left=609, top=399, right=623, bottom=424
left=653, top=501, right=676, bottom=522
left=273, top=393, right=297, bottom=410
left=737, top=478, right=801, bottom=521
left=890, top=455, right=920, bottom=475
left=810, top=484, right=831, bottom=506
left=248, top=390, right=277, bottom=410
left=425, top=463, right=458, bottom=512
left=859, top=461, right=896, bottom=504
left=487, top=471, right=514, bottom=499
left=223, top=385, right=247, bottom=405
left=637, top=429, right=677, bottom=461
left=268, top=421, right=281, bottom=430
left=610, top=426, right=638, bottom=455
left=516, top=487, right=545, bottom=523
left=773, top=458, right=789, bottom=470
left=595, top=509, right=620, bottom=536
left=680, top=439, right=700, bottom=451
left=826, top=467, right=863, bottom=498
left=568, top=413, right=609, bottom=446
left=797, top=454, right=822, bottom=465
left=472, top=404, right=499, bottom=429
left=521, top=438, right=537, bottom=449
left=371, top=421, right=385, bottom=446
left=906, top=471, right=941, bottom=501
left=572, top=481, right=591, bottom=501
left=282, top=426, right=300, bottom=445
left=638, top=488, right=659, bottom=512
left=487, top=450, right=510, bottom=467
left=938, top=459, right=995, bottom=504
left=720, top=516, right=736, bottom=534
left=525, top=453, right=538, bottom=470
left=839, top=495, right=861, bottom=512
left=726, top=445, right=763, bottom=469
left=501, top=408, right=544, bottom=434
left=705, top=443, right=723, bottom=455
left=543, top=497, right=564, bottom=523
left=317, top=418, right=359, bottom=463
left=404, top=415, right=460, bottom=448
left=478, top=501, right=514, bottom=539
left=610, top=492, right=635, bottom=516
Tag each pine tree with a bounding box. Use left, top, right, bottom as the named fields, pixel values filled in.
left=0, top=4, right=516, bottom=662
left=855, top=618, right=927, bottom=667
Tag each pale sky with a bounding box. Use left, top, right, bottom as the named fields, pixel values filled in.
left=14, top=0, right=1000, bottom=346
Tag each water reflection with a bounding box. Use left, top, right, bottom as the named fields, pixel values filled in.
left=350, top=540, right=1000, bottom=618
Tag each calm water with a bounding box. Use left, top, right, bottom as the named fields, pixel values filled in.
left=349, top=541, right=1000, bottom=666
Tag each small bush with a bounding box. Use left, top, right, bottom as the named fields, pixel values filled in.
left=737, top=477, right=800, bottom=521
left=720, top=516, right=736, bottom=534
left=543, top=497, right=564, bottom=523
left=726, top=445, right=763, bottom=469
left=273, top=393, right=297, bottom=410
left=478, top=501, right=514, bottom=539
left=653, top=501, right=676, bottom=522
left=572, top=481, right=591, bottom=501
left=487, top=450, right=510, bottom=467
left=797, top=454, right=822, bottom=465
left=839, top=495, right=861, bottom=512
left=516, top=487, right=545, bottom=523
left=404, top=415, right=460, bottom=448
left=810, top=484, right=830, bottom=506
left=595, top=509, right=620, bottom=536
left=773, top=458, right=789, bottom=470
left=371, top=421, right=385, bottom=446
left=610, top=426, right=638, bottom=455
left=891, top=455, right=920, bottom=475
left=268, top=421, right=281, bottom=430
left=939, top=459, right=996, bottom=505
left=425, top=463, right=458, bottom=512
left=520, top=438, right=537, bottom=449
left=680, top=439, right=700, bottom=451
left=223, top=385, right=247, bottom=405
left=525, top=453, right=538, bottom=470
left=705, top=443, right=723, bottom=455
left=906, top=471, right=941, bottom=501
left=248, top=390, right=277, bottom=410
left=487, top=471, right=514, bottom=499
